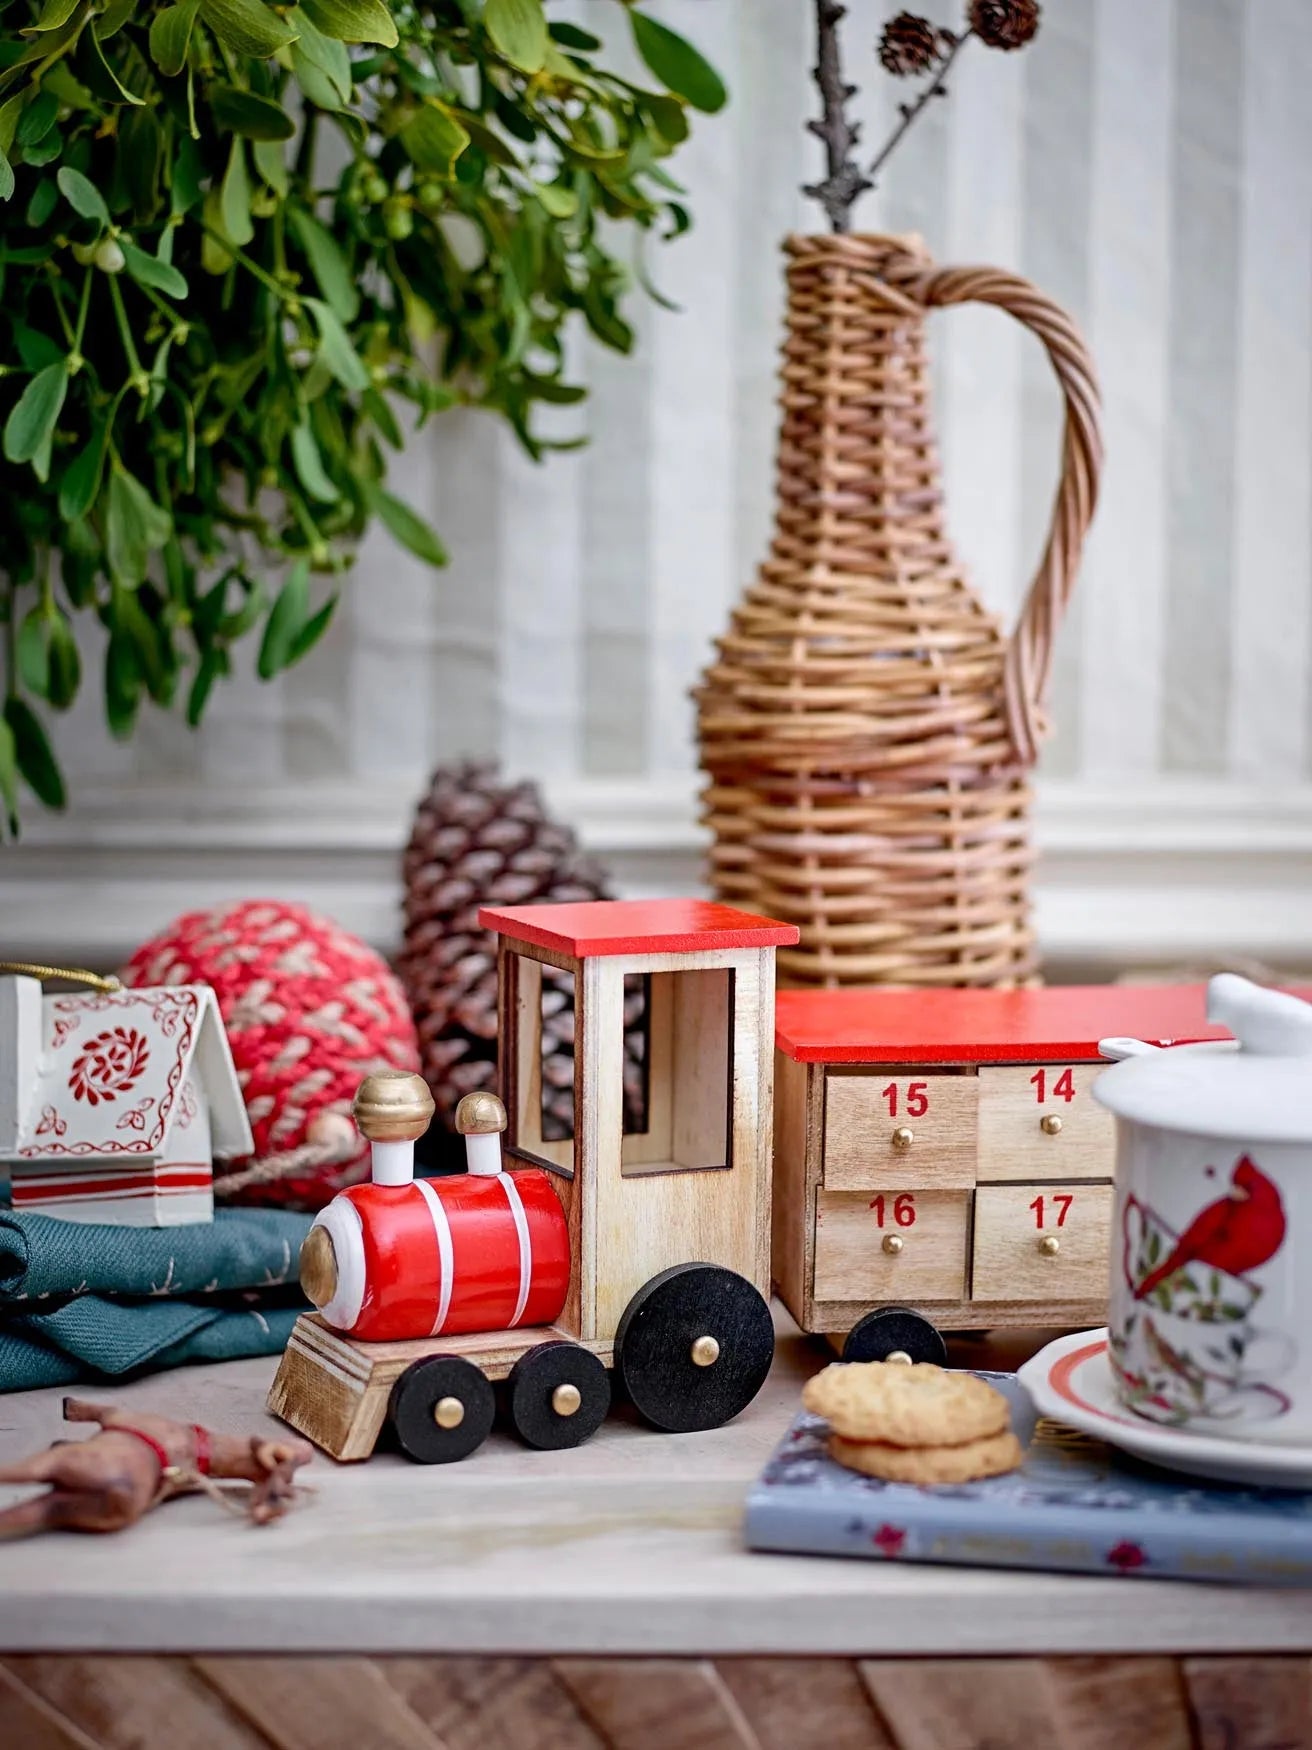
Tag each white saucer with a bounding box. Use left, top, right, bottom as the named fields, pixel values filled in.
left=1017, top=1330, right=1312, bottom=1490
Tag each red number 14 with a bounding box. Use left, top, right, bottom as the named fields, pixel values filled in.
left=1031, top=1067, right=1076, bottom=1103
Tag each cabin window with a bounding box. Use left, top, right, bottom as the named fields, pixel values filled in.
left=620, top=968, right=734, bottom=1177
left=505, top=953, right=576, bottom=1177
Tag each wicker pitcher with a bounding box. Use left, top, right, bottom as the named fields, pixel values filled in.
left=695, top=234, right=1102, bottom=988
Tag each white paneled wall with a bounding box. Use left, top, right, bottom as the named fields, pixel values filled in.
left=11, top=0, right=1312, bottom=969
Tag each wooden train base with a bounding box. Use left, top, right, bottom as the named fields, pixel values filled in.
left=271, top=1259, right=776, bottom=1463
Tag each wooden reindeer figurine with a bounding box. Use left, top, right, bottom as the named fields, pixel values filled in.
left=0, top=1397, right=313, bottom=1537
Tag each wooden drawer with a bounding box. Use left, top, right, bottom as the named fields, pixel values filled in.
left=813, top=1189, right=970, bottom=1304
left=976, top=1063, right=1114, bottom=1182
left=971, top=1182, right=1113, bottom=1302
left=823, top=1072, right=978, bottom=1190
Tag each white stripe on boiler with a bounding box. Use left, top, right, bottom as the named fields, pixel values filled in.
left=413, top=1178, right=454, bottom=1336
left=499, top=1172, right=532, bottom=1329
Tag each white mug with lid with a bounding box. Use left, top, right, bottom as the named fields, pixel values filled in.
left=1095, top=975, right=1312, bottom=1446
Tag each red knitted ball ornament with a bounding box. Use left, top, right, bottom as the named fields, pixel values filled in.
left=121, top=900, right=420, bottom=1211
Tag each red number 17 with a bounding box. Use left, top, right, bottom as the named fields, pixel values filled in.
left=1029, top=1193, right=1073, bottom=1229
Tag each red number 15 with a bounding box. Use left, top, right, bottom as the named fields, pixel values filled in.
left=882, top=1082, right=929, bottom=1118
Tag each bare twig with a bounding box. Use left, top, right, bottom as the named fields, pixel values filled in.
left=804, top=1, right=870, bottom=233
left=868, top=29, right=973, bottom=185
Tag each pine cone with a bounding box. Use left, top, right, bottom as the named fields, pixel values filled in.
left=967, top=0, right=1040, bottom=51
left=878, top=12, right=946, bottom=76
left=398, top=763, right=646, bottom=1164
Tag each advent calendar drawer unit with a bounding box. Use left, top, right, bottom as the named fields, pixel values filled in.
left=975, top=1063, right=1115, bottom=1182
left=970, top=1182, right=1114, bottom=1303
left=813, top=1189, right=970, bottom=1304
left=823, top=1072, right=978, bottom=1191
left=772, top=982, right=1261, bottom=1353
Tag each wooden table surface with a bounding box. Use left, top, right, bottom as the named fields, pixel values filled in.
left=2, top=1315, right=1311, bottom=1748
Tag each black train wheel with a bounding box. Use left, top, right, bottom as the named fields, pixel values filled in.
left=507, top=1341, right=611, bottom=1451
left=842, top=1305, right=947, bottom=1367
left=389, top=1354, right=496, bottom=1464
left=614, top=1263, right=774, bottom=1433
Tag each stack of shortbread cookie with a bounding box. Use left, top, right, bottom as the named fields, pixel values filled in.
left=802, top=1360, right=1025, bottom=1484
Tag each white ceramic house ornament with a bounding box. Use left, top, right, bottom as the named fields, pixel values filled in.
left=0, top=976, right=253, bottom=1226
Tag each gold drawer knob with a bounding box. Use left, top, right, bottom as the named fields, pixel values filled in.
left=891, top=1126, right=914, bottom=1149
left=1040, top=1113, right=1063, bottom=1136
left=1037, top=1234, right=1061, bottom=1258
left=882, top=1233, right=904, bottom=1256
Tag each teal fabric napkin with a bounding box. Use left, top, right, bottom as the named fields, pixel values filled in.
left=0, top=1298, right=304, bottom=1391
left=0, top=1207, right=310, bottom=1303
left=0, top=1206, right=311, bottom=1393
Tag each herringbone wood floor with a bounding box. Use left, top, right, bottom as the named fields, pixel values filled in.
left=0, top=1655, right=1308, bottom=1749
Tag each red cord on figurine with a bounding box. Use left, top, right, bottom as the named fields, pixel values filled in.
left=0, top=1400, right=312, bottom=1537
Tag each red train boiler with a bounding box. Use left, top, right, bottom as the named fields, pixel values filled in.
left=301, top=1087, right=569, bottom=1344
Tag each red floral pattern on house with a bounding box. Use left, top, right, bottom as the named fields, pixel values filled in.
left=20, top=990, right=199, bottom=1158
left=70, top=1028, right=150, bottom=1107
left=35, top=1105, right=66, bottom=1138
left=115, top=1097, right=157, bottom=1132
left=1105, top=1540, right=1148, bottom=1572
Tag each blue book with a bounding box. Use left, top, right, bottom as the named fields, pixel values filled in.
left=744, top=1373, right=1312, bottom=1585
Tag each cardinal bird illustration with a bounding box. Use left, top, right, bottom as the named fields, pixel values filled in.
left=1134, top=1156, right=1286, bottom=1300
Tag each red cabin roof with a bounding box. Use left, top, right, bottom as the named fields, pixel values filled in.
left=479, top=899, right=800, bottom=959
left=774, top=983, right=1312, bottom=1065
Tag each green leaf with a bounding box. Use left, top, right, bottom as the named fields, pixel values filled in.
left=106, top=462, right=171, bottom=587
left=104, top=629, right=142, bottom=737
left=77, top=21, right=147, bottom=106
left=187, top=648, right=227, bottom=725
left=298, top=0, right=398, bottom=47
left=549, top=22, right=600, bottom=52
left=485, top=0, right=547, bottom=73
left=6, top=699, right=65, bottom=810
left=120, top=240, right=189, bottom=299
left=257, top=558, right=310, bottom=678
left=200, top=0, right=298, bottom=58
left=533, top=181, right=577, bottom=219
left=149, top=0, right=202, bottom=77
left=46, top=614, right=81, bottom=711
left=57, top=165, right=109, bottom=226
left=0, top=713, right=18, bottom=832
left=220, top=137, right=254, bottom=245
left=209, top=83, right=297, bottom=140
left=290, top=418, right=338, bottom=502
left=400, top=102, right=470, bottom=178
left=252, top=137, right=289, bottom=195
left=290, top=7, right=352, bottom=109
left=4, top=359, right=69, bottom=482
left=287, top=594, right=337, bottom=665
left=288, top=206, right=358, bottom=321
left=16, top=608, right=50, bottom=698
left=16, top=90, right=59, bottom=149
left=26, top=176, right=56, bottom=228
left=0, top=150, right=13, bottom=204
left=365, top=482, right=448, bottom=567
left=629, top=11, right=726, bottom=113
left=304, top=296, right=369, bottom=391
left=30, top=0, right=82, bottom=30
left=58, top=426, right=107, bottom=521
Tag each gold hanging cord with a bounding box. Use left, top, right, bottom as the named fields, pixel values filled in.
left=0, top=961, right=122, bottom=993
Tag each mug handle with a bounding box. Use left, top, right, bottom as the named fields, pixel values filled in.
left=910, top=265, right=1104, bottom=768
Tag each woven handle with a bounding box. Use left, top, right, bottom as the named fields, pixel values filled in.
left=913, top=265, right=1103, bottom=767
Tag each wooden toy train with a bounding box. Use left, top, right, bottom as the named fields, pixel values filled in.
left=269, top=899, right=1252, bottom=1463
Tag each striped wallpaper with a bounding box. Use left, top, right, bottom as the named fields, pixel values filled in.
left=49, top=0, right=1312, bottom=805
